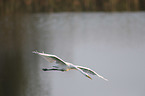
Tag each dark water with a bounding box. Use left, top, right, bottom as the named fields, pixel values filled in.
left=1, top=12, right=145, bottom=96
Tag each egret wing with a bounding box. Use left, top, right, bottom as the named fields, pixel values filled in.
left=77, top=66, right=108, bottom=81
left=77, top=66, right=96, bottom=75
left=33, top=51, right=66, bottom=65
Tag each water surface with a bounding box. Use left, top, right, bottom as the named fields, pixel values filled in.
left=1, top=12, right=145, bottom=96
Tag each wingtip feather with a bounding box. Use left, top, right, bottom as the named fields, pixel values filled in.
left=97, top=74, right=108, bottom=81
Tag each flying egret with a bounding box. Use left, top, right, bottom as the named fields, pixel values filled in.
left=33, top=51, right=108, bottom=81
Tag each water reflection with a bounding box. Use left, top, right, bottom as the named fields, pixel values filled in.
left=1, top=12, right=145, bottom=96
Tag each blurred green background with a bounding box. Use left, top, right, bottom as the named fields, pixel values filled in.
left=0, top=0, right=145, bottom=15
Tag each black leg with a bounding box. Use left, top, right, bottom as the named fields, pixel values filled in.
left=42, top=68, right=49, bottom=71
left=42, top=68, right=65, bottom=71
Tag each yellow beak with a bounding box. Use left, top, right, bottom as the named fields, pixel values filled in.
left=86, top=75, right=92, bottom=80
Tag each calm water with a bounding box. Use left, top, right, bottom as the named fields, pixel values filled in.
left=1, top=12, right=145, bottom=96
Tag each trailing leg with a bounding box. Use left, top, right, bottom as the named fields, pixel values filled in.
left=42, top=68, right=65, bottom=71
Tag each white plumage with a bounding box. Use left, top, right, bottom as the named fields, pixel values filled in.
left=33, top=51, right=108, bottom=81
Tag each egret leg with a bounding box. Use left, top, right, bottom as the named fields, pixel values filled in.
left=42, top=68, right=65, bottom=71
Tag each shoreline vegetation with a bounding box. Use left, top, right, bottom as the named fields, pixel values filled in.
left=0, top=0, right=145, bottom=15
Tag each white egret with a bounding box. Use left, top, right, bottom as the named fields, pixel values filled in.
left=33, top=51, right=108, bottom=81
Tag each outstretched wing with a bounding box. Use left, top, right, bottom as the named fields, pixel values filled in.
left=77, top=66, right=108, bottom=81
left=33, top=51, right=66, bottom=65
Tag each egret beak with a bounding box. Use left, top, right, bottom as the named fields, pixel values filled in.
left=86, top=75, right=92, bottom=80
